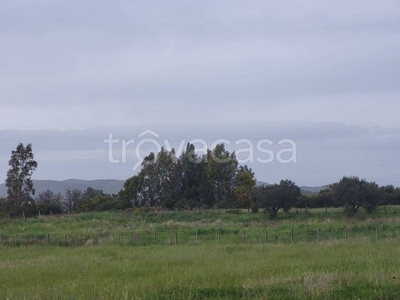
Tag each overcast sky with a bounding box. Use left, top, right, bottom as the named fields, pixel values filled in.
left=1, top=0, right=399, bottom=187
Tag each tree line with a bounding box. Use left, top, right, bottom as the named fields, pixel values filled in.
left=1, top=143, right=400, bottom=218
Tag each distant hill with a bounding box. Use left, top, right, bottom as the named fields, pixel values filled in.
left=256, top=181, right=326, bottom=195
left=0, top=179, right=125, bottom=197
left=300, top=185, right=328, bottom=195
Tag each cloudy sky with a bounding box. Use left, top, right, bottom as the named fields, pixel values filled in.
left=1, top=0, right=399, bottom=187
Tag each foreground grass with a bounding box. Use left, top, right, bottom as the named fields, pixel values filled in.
left=0, top=239, right=400, bottom=299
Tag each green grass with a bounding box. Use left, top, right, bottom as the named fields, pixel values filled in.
left=1, top=207, right=400, bottom=246
left=1, top=208, right=400, bottom=299
left=0, top=240, right=399, bottom=299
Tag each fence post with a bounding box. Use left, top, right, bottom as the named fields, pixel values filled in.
left=291, top=229, right=294, bottom=244
left=317, top=229, right=320, bottom=242
left=265, top=230, right=268, bottom=244
left=217, top=230, right=221, bottom=241
left=195, top=231, right=198, bottom=243
left=174, top=231, right=177, bottom=245
left=375, top=226, right=378, bottom=241
left=47, top=233, right=50, bottom=243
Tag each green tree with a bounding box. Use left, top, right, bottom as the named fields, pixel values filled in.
left=155, top=147, right=179, bottom=209
left=120, top=174, right=144, bottom=207
left=251, top=180, right=301, bottom=218
left=234, top=166, right=256, bottom=209
left=331, top=176, right=385, bottom=216
left=65, top=188, right=83, bottom=213
left=207, top=144, right=238, bottom=208
left=178, top=143, right=209, bottom=209
left=5, top=143, right=38, bottom=215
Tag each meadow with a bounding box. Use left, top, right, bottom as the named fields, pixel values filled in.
left=1, top=207, right=400, bottom=299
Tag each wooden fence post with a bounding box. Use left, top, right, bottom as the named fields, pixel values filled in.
left=290, top=229, right=294, bottom=244
left=174, top=231, right=177, bottom=245
left=47, top=233, right=50, bottom=243
left=195, top=231, right=198, bottom=243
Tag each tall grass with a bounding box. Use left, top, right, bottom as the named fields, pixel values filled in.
left=0, top=240, right=399, bottom=299
left=2, top=207, right=400, bottom=246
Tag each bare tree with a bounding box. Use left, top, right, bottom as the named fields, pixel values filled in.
left=36, top=189, right=63, bottom=204
left=65, top=188, right=82, bottom=213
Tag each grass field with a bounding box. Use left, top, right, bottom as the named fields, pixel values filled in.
left=1, top=240, right=400, bottom=299
left=1, top=207, right=400, bottom=246
left=1, top=208, right=400, bottom=299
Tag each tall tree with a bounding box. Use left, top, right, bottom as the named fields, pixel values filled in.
left=234, top=165, right=256, bottom=209
left=140, top=152, right=158, bottom=206
left=155, top=147, right=178, bottom=208
left=207, top=144, right=238, bottom=208
left=5, top=143, right=38, bottom=210
left=119, top=174, right=144, bottom=207
left=65, top=188, right=83, bottom=213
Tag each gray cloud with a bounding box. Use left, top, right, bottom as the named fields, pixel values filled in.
left=1, top=122, right=399, bottom=186
left=0, top=1, right=399, bottom=186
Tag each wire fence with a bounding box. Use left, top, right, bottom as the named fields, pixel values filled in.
left=1, top=226, right=399, bottom=247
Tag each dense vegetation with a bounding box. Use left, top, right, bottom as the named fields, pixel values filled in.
left=1, top=143, right=400, bottom=219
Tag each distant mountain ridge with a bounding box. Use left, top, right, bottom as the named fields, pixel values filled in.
left=256, top=181, right=326, bottom=195
left=0, top=179, right=125, bottom=197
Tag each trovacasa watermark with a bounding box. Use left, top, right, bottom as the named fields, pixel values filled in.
left=104, top=130, right=297, bottom=170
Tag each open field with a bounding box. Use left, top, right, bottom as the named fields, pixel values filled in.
left=1, top=208, right=400, bottom=299
left=1, top=240, right=400, bottom=299
left=2, top=207, right=400, bottom=246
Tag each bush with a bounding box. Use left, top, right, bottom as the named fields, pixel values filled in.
left=250, top=203, right=259, bottom=214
